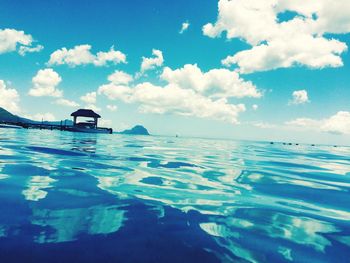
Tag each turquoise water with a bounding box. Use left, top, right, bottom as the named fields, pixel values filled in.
left=0, top=129, right=350, bottom=262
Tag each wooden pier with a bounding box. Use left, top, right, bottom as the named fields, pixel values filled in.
left=0, top=120, right=71, bottom=131
left=0, top=109, right=113, bottom=134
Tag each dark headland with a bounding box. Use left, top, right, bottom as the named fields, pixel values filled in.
left=0, top=107, right=73, bottom=126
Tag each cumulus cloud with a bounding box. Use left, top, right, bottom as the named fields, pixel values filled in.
left=286, top=118, right=321, bottom=129
left=48, top=45, right=126, bottom=67
left=0, top=80, right=20, bottom=113
left=289, top=90, right=309, bottom=105
left=106, top=105, right=118, bottom=111
left=222, top=36, right=346, bottom=73
left=98, top=64, right=261, bottom=123
left=321, top=112, right=350, bottom=135
left=99, top=119, right=112, bottom=127
left=94, top=46, right=126, bottom=66
left=286, top=111, right=350, bottom=135
left=55, top=98, right=79, bottom=107
left=179, top=21, right=190, bottom=34
left=99, top=82, right=246, bottom=124
left=98, top=83, right=131, bottom=101
left=204, top=0, right=350, bottom=73
left=18, top=44, right=43, bottom=56
left=79, top=91, right=100, bottom=111
left=29, top=69, right=62, bottom=97
left=0, top=28, right=43, bottom=55
left=80, top=91, right=96, bottom=104
left=252, top=121, right=278, bottom=129
left=108, top=70, right=133, bottom=85
left=85, top=104, right=101, bottom=112
left=140, top=49, right=164, bottom=73
left=161, top=64, right=261, bottom=98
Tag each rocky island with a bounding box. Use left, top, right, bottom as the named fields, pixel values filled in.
left=119, top=125, right=150, bottom=135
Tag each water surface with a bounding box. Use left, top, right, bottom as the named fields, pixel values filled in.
left=0, top=129, right=350, bottom=262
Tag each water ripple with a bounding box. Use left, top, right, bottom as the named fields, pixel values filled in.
left=0, top=129, right=350, bottom=262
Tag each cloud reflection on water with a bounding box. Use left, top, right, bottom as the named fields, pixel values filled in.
left=0, top=129, right=350, bottom=262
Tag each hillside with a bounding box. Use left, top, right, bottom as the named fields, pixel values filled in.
left=0, top=107, right=22, bottom=122
left=0, top=107, right=73, bottom=126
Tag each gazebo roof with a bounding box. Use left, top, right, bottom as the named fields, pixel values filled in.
left=71, top=109, right=101, bottom=118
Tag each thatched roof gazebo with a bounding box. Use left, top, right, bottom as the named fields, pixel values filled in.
left=71, top=109, right=101, bottom=128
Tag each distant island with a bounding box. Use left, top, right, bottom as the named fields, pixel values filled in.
left=0, top=107, right=150, bottom=135
left=118, top=125, right=150, bottom=135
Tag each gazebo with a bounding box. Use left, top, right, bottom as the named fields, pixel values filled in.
left=70, top=109, right=101, bottom=129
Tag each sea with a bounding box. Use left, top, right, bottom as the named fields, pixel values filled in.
left=0, top=128, right=349, bottom=263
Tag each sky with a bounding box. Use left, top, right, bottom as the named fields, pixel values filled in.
left=0, top=0, right=350, bottom=145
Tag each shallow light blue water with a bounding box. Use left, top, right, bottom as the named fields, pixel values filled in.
left=0, top=129, right=350, bottom=262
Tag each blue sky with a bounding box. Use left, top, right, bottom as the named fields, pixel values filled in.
left=0, top=0, right=350, bottom=144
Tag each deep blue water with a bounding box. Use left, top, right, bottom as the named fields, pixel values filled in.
left=0, top=129, right=350, bottom=262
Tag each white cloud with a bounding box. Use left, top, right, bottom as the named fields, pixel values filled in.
left=98, top=83, right=132, bottom=101
left=79, top=91, right=100, bottom=112
left=98, top=64, right=262, bottom=123
left=94, top=46, right=127, bottom=66
left=179, top=21, right=190, bottom=34
left=132, top=83, right=246, bottom=124
left=286, top=118, right=321, bottom=129
left=85, top=104, right=101, bottom=112
left=106, top=105, right=118, bottom=111
left=80, top=91, right=96, bottom=104
left=48, top=44, right=126, bottom=67
left=108, top=70, right=133, bottom=85
left=161, top=64, right=261, bottom=98
left=29, top=68, right=63, bottom=97
left=0, top=80, right=20, bottom=113
left=222, top=36, right=346, bottom=73
left=290, top=90, right=309, bottom=105
left=0, top=28, right=43, bottom=55
left=204, top=0, right=350, bottom=73
left=98, top=82, right=246, bottom=124
left=99, top=119, right=112, bottom=127
left=18, top=44, right=43, bottom=56
left=55, top=98, right=79, bottom=107
left=252, top=104, right=258, bottom=110
left=140, top=49, right=164, bottom=73
left=321, top=112, right=350, bottom=135
left=286, top=111, right=350, bottom=135
left=252, top=121, right=277, bottom=129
